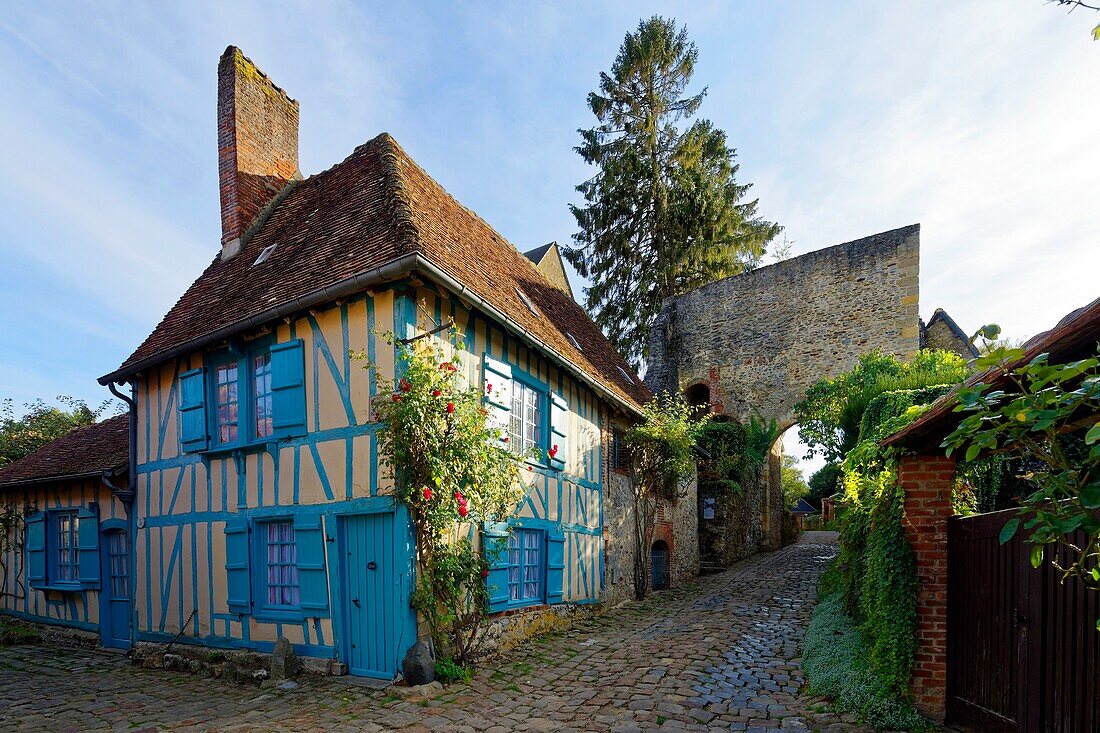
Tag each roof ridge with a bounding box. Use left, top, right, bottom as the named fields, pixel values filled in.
left=380, top=136, right=578, bottom=307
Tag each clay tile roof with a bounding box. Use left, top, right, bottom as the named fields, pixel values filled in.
left=0, top=414, right=129, bottom=488
left=884, top=296, right=1100, bottom=452
left=102, top=134, right=649, bottom=412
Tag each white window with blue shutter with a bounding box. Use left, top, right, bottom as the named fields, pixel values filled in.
left=482, top=355, right=513, bottom=444
left=224, top=517, right=251, bottom=615
left=24, top=507, right=101, bottom=590
left=549, top=392, right=568, bottom=470
left=225, top=513, right=329, bottom=620
left=179, top=338, right=306, bottom=453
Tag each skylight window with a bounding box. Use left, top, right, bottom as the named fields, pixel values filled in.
left=253, top=243, right=278, bottom=266
left=516, top=288, right=540, bottom=317
left=566, top=332, right=582, bottom=350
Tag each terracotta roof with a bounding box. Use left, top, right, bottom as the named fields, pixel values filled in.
left=884, top=296, right=1100, bottom=452
left=0, top=415, right=129, bottom=488
left=102, top=134, right=649, bottom=412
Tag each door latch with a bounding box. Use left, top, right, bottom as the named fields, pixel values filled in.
left=352, top=597, right=360, bottom=608
left=367, top=561, right=377, bottom=570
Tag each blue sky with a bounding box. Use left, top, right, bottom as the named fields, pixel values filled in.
left=1, top=2, right=1097, bottom=471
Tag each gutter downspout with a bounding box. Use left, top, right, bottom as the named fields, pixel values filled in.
left=108, top=380, right=138, bottom=654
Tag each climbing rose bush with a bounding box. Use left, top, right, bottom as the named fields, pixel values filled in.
left=360, top=330, right=526, bottom=664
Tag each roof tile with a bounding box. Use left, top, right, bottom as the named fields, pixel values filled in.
left=109, top=134, right=649, bottom=410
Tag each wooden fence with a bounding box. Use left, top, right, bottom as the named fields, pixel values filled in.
left=947, top=509, right=1099, bottom=732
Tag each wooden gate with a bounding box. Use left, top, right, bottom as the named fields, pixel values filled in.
left=947, top=509, right=1100, bottom=732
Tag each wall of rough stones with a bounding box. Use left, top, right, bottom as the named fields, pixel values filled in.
left=646, top=224, right=922, bottom=431
left=696, top=440, right=787, bottom=569
left=600, top=418, right=699, bottom=604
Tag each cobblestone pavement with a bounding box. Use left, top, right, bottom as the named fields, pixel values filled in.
left=1, top=532, right=877, bottom=732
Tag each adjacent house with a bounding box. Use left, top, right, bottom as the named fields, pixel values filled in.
left=85, top=46, right=663, bottom=679
left=0, top=415, right=132, bottom=649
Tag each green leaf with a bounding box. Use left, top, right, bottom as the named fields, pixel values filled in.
left=964, top=443, right=981, bottom=462
left=975, top=324, right=1001, bottom=341
left=1086, top=421, right=1100, bottom=446
left=999, top=518, right=1020, bottom=544
left=1030, top=544, right=1044, bottom=568
left=1093, top=23, right=1100, bottom=41
left=1082, top=481, right=1100, bottom=510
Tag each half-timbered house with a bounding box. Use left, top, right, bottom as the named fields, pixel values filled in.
left=0, top=415, right=133, bottom=649
left=92, top=46, right=654, bottom=678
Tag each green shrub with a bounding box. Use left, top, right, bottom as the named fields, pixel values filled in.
left=434, top=656, right=473, bottom=684
left=803, top=591, right=929, bottom=731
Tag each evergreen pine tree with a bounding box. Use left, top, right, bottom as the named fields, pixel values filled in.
left=565, top=16, right=780, bottom=368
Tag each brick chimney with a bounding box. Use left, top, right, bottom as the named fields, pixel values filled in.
left=217, top=46, right=300, bottom=261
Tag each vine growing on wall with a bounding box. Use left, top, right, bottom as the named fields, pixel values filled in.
left=359, top=331, right=526, bottom=665
left=0, top=501, right=28, bottom=601
left=624, top=392, right=707, bottom=599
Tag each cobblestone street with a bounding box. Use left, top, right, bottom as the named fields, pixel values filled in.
left=1, top=532, right=867, bottom=732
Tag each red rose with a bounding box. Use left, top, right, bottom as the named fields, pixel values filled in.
left=439, top=362, right=457, bottom=372
left=399, top=379, right=411, bottom=392
left=548, top=447, right=557, bottom=458
left=392, top=394, right=402, bottom=402
left=432, top=389, right=442, bottom=397
left=446, top=402, right=455, bottom=414
left=481, top=569, right=489, bottom=579
left=503, top=436, right=509, bottom=443
left=486, top=383, right=493, bottom=394
left=422, top=488, right=432, bottom=501
left=527, top=466, right=534, bottom=472
left=454, top=490, right=464, bottom=500
left=457, top=504, right=468, bottom=518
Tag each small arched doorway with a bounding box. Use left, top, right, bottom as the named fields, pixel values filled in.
left=684, top=383, right=710, bottom=419
left=650, top=540, right=670, bottom=591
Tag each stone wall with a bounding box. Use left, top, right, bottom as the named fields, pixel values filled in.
left=600, top=418, right=699, bottom=604
left=646, top=224, right=921, bottom=431
left=921, top=308, right=978, bottom=359
left=696, top=439, right=787, bottom=569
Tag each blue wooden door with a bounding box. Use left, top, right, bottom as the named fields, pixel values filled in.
left=100, top=529, right=131, bottom=649
left=341, top=512, right=399, bottom=678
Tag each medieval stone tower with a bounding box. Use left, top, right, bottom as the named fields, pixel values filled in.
left=645, top=224, right=923, bottom=432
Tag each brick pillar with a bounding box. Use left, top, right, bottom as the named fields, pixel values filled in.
left=897, top=453, right=956, bottom=722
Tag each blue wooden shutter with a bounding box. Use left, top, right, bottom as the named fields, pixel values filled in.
left=546, top=527, right=565, bottom=605
left=179, top=368, right=209, bottom=452
left=482, top=521, right=511, bottom=613
left=271, top=340, right=306, bottom=438
left=76, top=504, right=100, bottom=587
left=293, top=515, right=329, bottom=617
left=482, top=355, right=513, bottom=445
left=224, top=517, right=251, bottom=615
left=549, top=392, right=568, bottom=470
left=25, top=512, right=46, bottom=587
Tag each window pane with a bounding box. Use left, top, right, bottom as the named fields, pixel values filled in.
left=254, top=352, right=273, bottom=438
